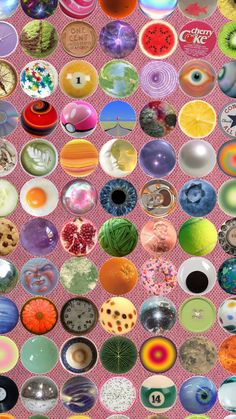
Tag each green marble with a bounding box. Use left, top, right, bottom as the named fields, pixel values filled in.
left=60, top=257, right=98, bottom=295
left=99, top=60, right=139, bottom=98
left=21, top=336, right=58, bottom=374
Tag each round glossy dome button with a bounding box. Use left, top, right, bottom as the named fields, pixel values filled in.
left=179, top=297, right=216, bottom=333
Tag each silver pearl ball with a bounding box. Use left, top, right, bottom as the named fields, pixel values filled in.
left=179, top=140, right=216, bottom=177
left=21, top=376, right=58, bottom=414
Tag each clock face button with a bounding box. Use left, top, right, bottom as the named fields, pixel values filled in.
left=0, top=61, right=17, bottom=98
left=60, top=297, right=98, bottom=335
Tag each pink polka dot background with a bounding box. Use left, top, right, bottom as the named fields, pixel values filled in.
left=2, top=1, right=234, bottom=418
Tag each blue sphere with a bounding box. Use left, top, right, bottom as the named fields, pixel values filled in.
left=218, top=258, right=236, bottom=294
left=0, top=296, right=19, bottom=333
left=0, top=0, right=18, bottom=19
left=179, top=179, right=216, bottom=217
left=139, top=139, right=176, bottom=178
left=179, top=376, right=217, bottom=414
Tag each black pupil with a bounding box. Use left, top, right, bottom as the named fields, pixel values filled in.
left=186, top=271, right=209, bottom=293
left=111, top=190, right=126, bottom=204
left=194, top=72, right=201, bottom=80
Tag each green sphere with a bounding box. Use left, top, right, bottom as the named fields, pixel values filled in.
left=219, top=180, right=236, bottom=216
left=99, top=218, right=138, bottom=257
left=21, top=336, right=58, bottom=374
left=99, top=60, right=139, bottom=98
left=178, top=218, right=217, bottom=256
left=20, top=20, right=58, bottom=58
left=29, top=416, right=49, bottom=419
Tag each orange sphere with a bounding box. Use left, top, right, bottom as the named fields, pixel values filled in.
left=99, top=257, right=138, bottom=295
left=99, top=0, right=137, bottom=18
left=219, top=335, right=236, bottom=373
left=60, top=139, right=98, bottom=177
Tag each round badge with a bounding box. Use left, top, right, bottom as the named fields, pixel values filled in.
left=218, top=259, right=236, bottom=295
left=0, top=0, right=18, bottom=19
left=61, top=22, right=97, bottom=58
left=60, top=297, right=98, bottom=335
left=21, top=0, right=58, bottom=18
left=61, top=179, right=97, bottom=216
left=140, top=101, right=177, bottom=138
left=179, top=100, right=216, bottom=138
left=218, top=61, right=236, bottom=98
left=218, top=140, right=236, bottom=176
left=61, top=376, right=98, bottom=413
left=0, top=23, right=18, bottom=58
left=139, top=140, right=176, bottom=178
left=20, top=139, right=58, bottom=177
left=179, top=296, right=216, bottom=333
left=100, top=336, right=137, bottom=374
left=100, top=377, right=136, bottom=413
left=219, top=377, right=236, bottom=413
left=0, top=101, right=18, bottom=138
left=20, top=178, right=59, bottom=217
left=0, top=259, right=18, bottom=294
left=139, top=296, right=177, bottom=334
left=99, top=60, right=139, bottom=98
left=179, top=139, right=216, bottom=177
left=0, top=219, right=19, bottom=257
left=177, top=257, right=216, bottom=295
left=99, top=297, right=137, bottom=335
left=219, top=102, right=236, bottom=138
left=218, top=22, right=236, bottom=59
left=140, top=337, right=177, bottom=373
left=59, top=60, right=98, bottom=99
left=100, top=179, right=137, bottom=217
left=99, top=257, right=138, bottom=295
left=179, top=179, right=216, bottom=217
left=99, top=139, right=137, bottom=178
left=141, top=61, right=177, bottom=99
left=140, top=220, right=177, bottom=256
left=0, top=376, right=18, bottom=413
left=0, top=337, right=18, bottom=373
left=60, top=218, right=97, bottom=257
left=21, top=336, right=58, bottom=374
left=99, top=0, right=137, bottom=18
left=179, top=21, right=216, bottom=58
left=179, top=377, right=217, bottom=414
left=0, top=180, right=18, bottom=217
left=179, top=59, right=216, bottom=97
left=60, top=139, right=98, bottom=177
left=60, top=100, right=98, bottom=138
left=20, top=61, right=58, bottom=99
left=0, top=140, right=17, bottom=177
left=60, top=257, right=98, bottom=295
left=20, top=218, right=58, bottom=256
left=0, top=60, right=17, bottom=99
left=21, top=297, right=58, bottom=334
left=139, top=179, right=177, bottom=218
left=218, top=336, right=236, bottom=374
left=139, top=0, right=177, bottom=19
left=100, top=101, right=136, bottom=137
left=100, top=21, right=137, bottom=59
left=218, top=218, right=236, bottom=256
left=21, top=100, right=58, bottom=137
left=21, top=376, right=58, bottom=414
left=139, top=21, right=178, bottom=60
left=178, top=0, right=217, bottom=19
left=218, top=297, right=236, bottom=333
left=140, top=375, right=177, bottom=413
left=179, top=336, right=217, bottom=374
left=20, top=258, right=58, bottom=296
left=59, top=0, right=96, bottom=18
left=20, top=21, right=58, bottom=59
left=60, top=337, right=97, bottom=374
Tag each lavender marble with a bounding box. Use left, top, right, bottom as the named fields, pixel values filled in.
left=139, top=139, right=176, bottom=178
left=99, top=20, right=137, bottom=59
left=20, top=218, right=58, bottom=256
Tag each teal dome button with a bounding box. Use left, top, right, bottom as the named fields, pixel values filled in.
left=21, top=336, right=58, bottom=374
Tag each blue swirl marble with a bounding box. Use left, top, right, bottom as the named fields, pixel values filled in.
left=100, top=179, right=137, bottom=216
left=218, top=258, right=236, bottom=294
left=61, top=376, right=98, bottom=413
left=139, top=0, right=177, bottom=19
left=0, top=0, right=18, bottom=19
left=0, top=296, right=19, bottom=333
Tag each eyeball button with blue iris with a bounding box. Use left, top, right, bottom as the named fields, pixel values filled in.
left=100, top=179, right=137, bottom=216
left=179, top=376, right=217, bottom=414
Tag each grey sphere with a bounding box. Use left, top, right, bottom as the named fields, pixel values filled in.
left=21, top=376, right=58, bottom=414
left=179, top=139, right=216, bottom=177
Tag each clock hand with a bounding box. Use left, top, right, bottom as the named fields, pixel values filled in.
left=0, top=81, right=7, bottom=95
